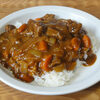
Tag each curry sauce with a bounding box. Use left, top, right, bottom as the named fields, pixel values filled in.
left=0, top=14, right=96, bottom=82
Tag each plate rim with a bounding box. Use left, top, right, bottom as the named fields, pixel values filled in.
left=0, top=5, right=100, bottom=95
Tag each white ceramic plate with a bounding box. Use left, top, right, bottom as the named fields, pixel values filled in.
left=0, top=6, right=100, bottom=95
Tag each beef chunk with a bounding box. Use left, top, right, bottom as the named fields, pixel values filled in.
left=5, top=25, right=16, bottom=32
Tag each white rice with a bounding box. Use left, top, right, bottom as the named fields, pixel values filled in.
left=0, top=21, right=99, bottom=87
left=34, top=70, right=74, bottom=87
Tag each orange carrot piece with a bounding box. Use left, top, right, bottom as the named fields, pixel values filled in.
left=82, top=35, right=91, bottom=48
left=17, top=24, right=27, bottom=33
left=71, top=37, right=80, bottom=51
left=35, top=18, right=41, bottom=21
left=41, top=55, right=53, bottom=72
left=38, top=40, right=48, bottom=51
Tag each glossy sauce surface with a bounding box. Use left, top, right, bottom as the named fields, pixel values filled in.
left=0, top=14, right=96, bottom=82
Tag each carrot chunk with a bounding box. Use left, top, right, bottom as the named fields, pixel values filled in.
left=71, top=37, right=80, bottom=51
left=38, top=40, right=48, bottom=51
left=41, top=55, right=53, bottom=72
left=35, top=18, right=41, bottom=21
left=17, top=24, right=27, bottom=33
left=82, top=35, right=91, bottom=48
left=18, top=73, right=34, bottom=83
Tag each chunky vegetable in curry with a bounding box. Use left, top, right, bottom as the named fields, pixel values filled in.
left=0, top=14, right=96, bottom=82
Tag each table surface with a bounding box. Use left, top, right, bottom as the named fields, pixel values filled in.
left=0, top=0, right=100, bottom=100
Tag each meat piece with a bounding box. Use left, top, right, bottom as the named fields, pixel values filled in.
left=83, top=53, right=96, bottom=66
left=65, top=50, right=78, bottom=62
left=5, top=25, right=16, bottom=32
left=0, top=32, right=9, bottom=42
left=7, top=32, right=17, bottom=45
left=33, top=22, right=43, bottom=37
left=50, top=56, right=61, bottom=67
left=79, top=29, right=87, bottom=37
left=56, top=19, right=70, bottom=24
left=46, top=27, right=63, bottom=40
left=28, top=19, right=44, bottom=37
left=52, top=24, right=68, bottom=34
left=47, top=23, right=71, bottom=39
left=27, top=19, right=36, bottom=32
left=67, top=21, right=82, bottom=35
left=42, top=14, right=55, bottom=21
left=64, top=40, right=73, bottom=50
